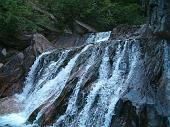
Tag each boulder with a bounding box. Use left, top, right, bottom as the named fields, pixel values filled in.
left=53, top=33, right=89, bottom=48
left=0, top=34, right=55, bottom=98
left=1, top=48, right=7, bottom=56
left=0, top=52, right=25, bottom=98
left=0, top=63, right=3, bottom=69
left=53, top=33, right=80, bottom=48
left=0, top=96, right=23, bottom=115
left=32, top=33, right=55, bottom=54
left=23, top=33, right=56, bottom=72
left=73, top=20, right=97, bottom=35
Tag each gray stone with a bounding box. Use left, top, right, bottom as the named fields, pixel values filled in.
left=1, top=49, right=7, bottom=56
left=0, top=63, right=3, bottom=68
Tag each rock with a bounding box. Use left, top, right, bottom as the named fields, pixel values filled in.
left=112, top=99, right=168, bottom=127
left=0, top=45, right=23, bottom=64
left=26, top=45, right=102, bottom=125
left=0, top=34, right=55, bottom=98
left=53, top=31, right=113, bottom=49
left=0, top=52, right=25, bottom=98
left=53, top=33, right=89, bottom=48
left=22, top=33, right=56, bottom=72
left=24, top=25, right=170, bottom=127
left=146, top=0, right=170, bottom=41
left=111, top=24, right=143, bottom=40
left=0, top=63, right=3, bottom=68
left=74, top=20, right=97, bottom=34
left=0, top=47, right=5, bottom=63
left=154, top=31, right=170, bottom=41
left=1, top=48, right=7, bottom=56
left=32, top=33, right=55, bottom=54
left=0, top=96, right=23, bottom=115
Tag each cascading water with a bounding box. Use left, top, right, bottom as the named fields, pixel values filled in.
left=163, top=41, right=170, bottom=122
left=0, top=30, right=169, bottom=127
left=86, top=31, right=111, bottom=44
left=0, top=31, right=112, bottom=127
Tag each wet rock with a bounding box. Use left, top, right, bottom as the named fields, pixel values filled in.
left=111, top=24, right=142, bottom=40
left=0, top=47, right=6, bottom=63
left=0, top=23, right=170, bottom=127
left=0, top=34, right=55, bottom=98
left=112, top=100, right=168, bottom=127
left=23, top=34, right=56, bottom=73
left=26, top=45, right=97, bottom=125
left=23, top=26, right=170, bottom=127
left=0, top=96, right=23, bottom=115
left=147, top=0, right=170, bottom=41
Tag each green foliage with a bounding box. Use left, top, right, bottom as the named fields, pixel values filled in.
left=96, top=3, right=145, bottom=30
left=0, top=0, right=33, bottom=42
left=39, top=0, right=145, bottom=31
left=0, top=0, right=145, bottom=43
left=0, top=0, right=52, bottom=43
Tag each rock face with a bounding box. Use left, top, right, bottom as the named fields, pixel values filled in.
left=0, top=34, right=55, bottom=98
left=0, top=52, right=25, bottom=98
left=53, top=33, right=97, bottom=49
left=141, top=0, right=170, bottom=40
left=53, top=33, right=85, bottom=48
left=110, top=0, right=170, bottom=126
left=0, top=32, right=91, bottom=99
left=32, top=33, right=55, bottom=54
left=0, top=23, right=169, bottom=127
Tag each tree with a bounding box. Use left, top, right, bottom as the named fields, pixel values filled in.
left=0, top=0, right=145, bottom=46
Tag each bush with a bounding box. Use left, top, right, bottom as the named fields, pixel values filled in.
left=45, top=0, right=145, bottom=31
left=0, top=0, right=33, bottom=42
left=0, top=0, right=53, bottom=43
left=0, top=0, right=145, bottom=44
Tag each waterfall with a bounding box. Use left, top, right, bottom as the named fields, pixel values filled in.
left=163, top=41, right=170, bottom=119
left=16, top=51, right=52, bottom=101
left=0, top=31, right=154, bottom=127
left=86, top=31, right=111, bottom=44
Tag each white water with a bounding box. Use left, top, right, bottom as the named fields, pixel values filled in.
left=0, top=45, right=92, bottom=126
left=163, top=41, right=170, bottom=116
left=16, top=51, right=52, bottom=101
left=0, top=113, right=26, bottom=126
left=76, top=40, right=140, bottom=127
left=54, top=49, right=96, bottom=126
left=0, top=32, right=144, bottom=127
left=51, top=40, right=142, bottom=127
left=86, top=31, right=111, bottom=44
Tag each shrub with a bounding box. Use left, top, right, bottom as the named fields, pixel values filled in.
left=46, top=0, right=145, bottom=31
left=0, top=0, right=52, bottom=43
left=0, top=0, right=145, bottom=44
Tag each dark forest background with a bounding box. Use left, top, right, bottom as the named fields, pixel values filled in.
left=0, top=0, right=145, bottom=44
